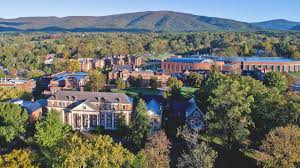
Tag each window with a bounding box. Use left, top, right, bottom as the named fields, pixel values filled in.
left=123, top=105, right=126, bottom=110
left=107, top=113, right=112, bottom=127
left=82, top=105, right=86, bottom=110
left=277, top=66, right=281, bottom=72
left=100, top=113, right=105, bottom=127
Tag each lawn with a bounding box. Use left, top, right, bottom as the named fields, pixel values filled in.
left=180, top=87, right=198, bottom=98
left=145, top=52, right=173, bottom=60
left=288, top=72, right=300, bottom=79
left=111, top=87, right=161, bottom=97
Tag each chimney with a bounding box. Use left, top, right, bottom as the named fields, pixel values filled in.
left=80, top=86, right=84, bottom=92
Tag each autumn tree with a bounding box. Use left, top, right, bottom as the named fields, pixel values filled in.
left=0, top=103, right=28, bottom=143
left=86, top=70, right=107, bottom=91
left=127, top=99, right=151, bottom=150
left=149, top=76, right=160, bottom=89
left=52, top=133, right=134, bottom=168
left=0, top=149, right=37, bottom=168
left=34, top=109, right=70, bottom=148
left=66, top=59, right=80, bottom=72
left=260, top=125, right=300, bottom=168
left=0, top=87, right=33, bottom=102
left=142, top=130, right=171, bottom=168
left=167, top=77, right=183, bottom=97
left=116, top=79, right=127, bottom=90
left=187, top=72, right=202, bottom=88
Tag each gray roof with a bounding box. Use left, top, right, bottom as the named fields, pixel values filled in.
left=146, top=99, right=161, bottom=116
left=185, top=97, right=202, bottom=117
left=48, top=91, right=133, bottom=104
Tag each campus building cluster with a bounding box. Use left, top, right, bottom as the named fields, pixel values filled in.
left=162, top=56, right=300, bottom=74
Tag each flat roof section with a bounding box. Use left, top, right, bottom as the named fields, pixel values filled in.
left=218, top=57, right=300, bottom=63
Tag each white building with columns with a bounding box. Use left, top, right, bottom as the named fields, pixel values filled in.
left=47, top=91, right=133, bottom=131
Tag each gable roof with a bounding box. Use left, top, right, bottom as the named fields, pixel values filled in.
left=185, top=97, right=201, bottom=117
left=48, top=91, right=133, bottom=104
left=70, top=100, right=99, bottom=112
left=146, top=99, right=162, bottom=116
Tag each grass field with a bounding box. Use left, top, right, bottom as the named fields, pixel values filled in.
left=180, top=87, right=198, bottom=98
left=111, top=87, right=161, bottom=97
left=289, top=72, right=300, bottom=79
left=145, top=52, right=173, bottom=60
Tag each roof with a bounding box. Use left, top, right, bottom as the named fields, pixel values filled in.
left=166, top=58, right=214, bottom=63
left=185, top=97, right=201, bottom=117
left=48, top=91, right=133, bottom=104
left=146, top=99, right=161, bottom=116
left=51, top=72, right=88, bottom=81
left=218, top=57, right=300, bottom=63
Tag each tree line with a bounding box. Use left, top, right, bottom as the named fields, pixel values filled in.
left=0, top=31, right=299, bottom=77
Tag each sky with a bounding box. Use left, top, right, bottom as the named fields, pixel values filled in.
left=1, top=0, right=300, bottom=22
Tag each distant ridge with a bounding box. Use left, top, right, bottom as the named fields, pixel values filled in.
left=0, top=11, right=298, bottom=32
left=252, top=19, right=300, bottom=30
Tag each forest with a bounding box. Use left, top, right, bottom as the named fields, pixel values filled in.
left=0, top=31, right=299, bottom=77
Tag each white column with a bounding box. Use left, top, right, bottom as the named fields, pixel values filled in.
left=72, top=114, right=74, bottom=129
left=80, top=113, right=83, bottom=130
left=62, top=110, right=65, bottom=123
left=104, top=113, right=107, bottom=129
left=96, top=114, right=99, bottom=126
left=112, top=114, right=115, bottom=129
left=87, top=115, right=90, bottom=130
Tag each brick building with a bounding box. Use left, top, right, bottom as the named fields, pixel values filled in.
left=224, top=57, right=300, bottom=73
left=109, top=69, right=170, bottom=86
left=47, top=91, right=133, bottom=131
left=162, top=56, right=300, bottom=74
left=40, top=72, right=89, bottom=94
left=0, top=78, right=36, bottom=92
left=78, top=58, right=104, bottom=72
left=162, top=57, right=225, bottom=74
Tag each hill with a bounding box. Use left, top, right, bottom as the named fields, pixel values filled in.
left=0, top=11, right=257, bottom=32
left=291, top=24, right=300, bottom=30
left=252, top=19, right=300, bottom=30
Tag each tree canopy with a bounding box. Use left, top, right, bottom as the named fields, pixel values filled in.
left=0, top=103, right=28, bottom=143
left=34, top=109, right=70, bottom=148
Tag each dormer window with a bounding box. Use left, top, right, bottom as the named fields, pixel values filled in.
left=115, top=98, right=120, bottom=103
left=66, top=96, right=70, bottom=100
left=101, top=97, right=105, bottom=103
left=72, top=96, right=76, bottom=101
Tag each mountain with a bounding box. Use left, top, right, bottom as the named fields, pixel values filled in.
left=252, top=19, right=300, bottom=30
left=0, top=11, right=257, bottom=32
left=291, top=24, right=300, bottom=30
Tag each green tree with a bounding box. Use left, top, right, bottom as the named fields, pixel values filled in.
left=177, top=127, right=218, bottom=168
left=27, top=70, right=45, bottom=78
left=149, top=76, right=160, bottom=89
left=86, top=70, right=107, bottom=91
left=260, top=125, right=300, bottom=168
left=263, top=72, right=287, bottom=92
left=0, top=103, right=28, bottom=143
left=142, top=130, right=171, bottom=168
left=52, top=133, right=134, bottom=168
left=0, top=149, right=37, bottom=168
left=0, top=87, right=32, bottom=102
left=116, top=79, right=127, bottom=90
left=206, top=78, right=254, bottom=150
left=187, top=73, right=202, bottom=88
left=167, top=77, right=183, bottom=97
left=0, top=70, right=5, bottom=78
left=34, top=109, right=70, bottom=148
left=127, top=99, right=151, bottom=150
